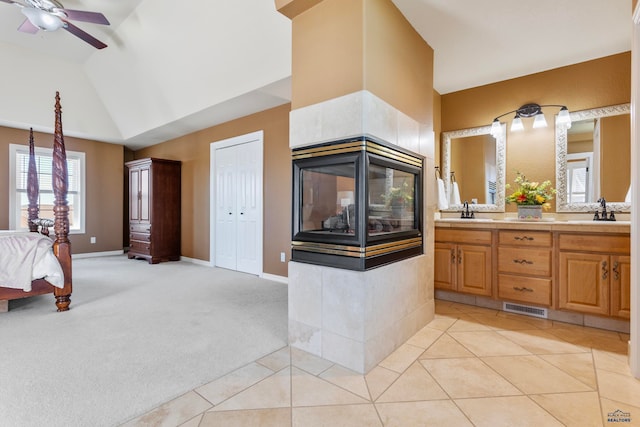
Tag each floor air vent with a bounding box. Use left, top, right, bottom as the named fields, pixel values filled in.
left=503, top=302, right=548, bottom=319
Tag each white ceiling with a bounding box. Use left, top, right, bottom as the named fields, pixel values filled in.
left=0, top=0, right=632, bottom=149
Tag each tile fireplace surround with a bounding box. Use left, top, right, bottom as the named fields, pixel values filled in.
left=288, top=90, right=435, bottom=373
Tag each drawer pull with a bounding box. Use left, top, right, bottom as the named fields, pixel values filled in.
left=612, top=261, right=619, bottom=281
left=602, top=261, right=608, bottom=280
left=458, top=249, right=462, bottom=264
left=513, top=259, right=533, bottom=265
left=513, top=286, right=534, bottom=292
left=451, top=249, right=456, bottom=264
left=514, top=236, right=534, bottom=241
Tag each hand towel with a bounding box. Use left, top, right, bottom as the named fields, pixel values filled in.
left=450, top=181, right=461, bottom=205
left=437, top=178, right=448, bottom=210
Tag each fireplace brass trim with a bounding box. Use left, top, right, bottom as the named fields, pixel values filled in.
left=292, top=237, right=422, bottom=258
left=292, top=139, right=422, bottom=168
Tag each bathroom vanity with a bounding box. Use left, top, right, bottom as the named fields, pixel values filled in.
left=435, top=219, right=630, bottom=325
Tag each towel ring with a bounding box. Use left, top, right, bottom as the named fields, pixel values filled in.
left=450, top=171, right=457, bottom=183
left=435, top=166, right=441, bottom=179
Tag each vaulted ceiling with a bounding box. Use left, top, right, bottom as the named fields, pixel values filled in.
left=0, top=0, right=631, bottom=149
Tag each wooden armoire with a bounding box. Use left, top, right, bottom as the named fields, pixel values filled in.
left=126, top=158, right=181, bottom=264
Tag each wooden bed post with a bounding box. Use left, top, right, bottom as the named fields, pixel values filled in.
left=51, top=92, right=72, bottom=312
left=27, top=128, right=39, bottom=233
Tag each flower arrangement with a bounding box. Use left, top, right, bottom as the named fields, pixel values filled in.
left=506, top=172, right=556, bottom=210
left=383, top=181, right=414, bottom=207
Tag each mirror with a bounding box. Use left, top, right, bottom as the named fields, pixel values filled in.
left=555, top=103, right=631, bottom=212
left=441, top=124, right=506, bottom=212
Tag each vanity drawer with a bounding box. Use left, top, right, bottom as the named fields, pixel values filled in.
left=558, top=233, right=630, bottom=254
left=435, top=228, right=492, bottom=245
left=498, top=274, right=552, bottom=306
left=498, top=248, right=551, bottom=276
left=498, top=230, right=552, bottom=248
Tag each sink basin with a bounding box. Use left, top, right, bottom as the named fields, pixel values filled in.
left=437, top=218, right=495, bottom=223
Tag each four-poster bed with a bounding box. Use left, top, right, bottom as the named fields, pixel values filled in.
left=0, top=92, right=73, bottom=312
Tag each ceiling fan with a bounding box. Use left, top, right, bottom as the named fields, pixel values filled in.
left=0, top=0, right=110, bottom=49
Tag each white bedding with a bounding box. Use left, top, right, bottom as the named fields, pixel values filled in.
left=0, top=231, right=64, bottom=291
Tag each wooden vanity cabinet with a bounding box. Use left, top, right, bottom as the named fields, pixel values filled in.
left=434, top=228, right=492, bottom=296
left=558, top=233, right=630, bottom=318
left=497, top=230, right=553, bottom=307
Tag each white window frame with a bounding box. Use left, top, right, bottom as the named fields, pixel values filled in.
left=9, top=143, right=86, bottom=233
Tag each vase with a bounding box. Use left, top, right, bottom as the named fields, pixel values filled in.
left=517, top=205, right=543, bottom=220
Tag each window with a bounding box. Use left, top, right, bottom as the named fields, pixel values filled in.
left=9, top=143, right=85, bottom=233
left=566, top=153, right=593, bottom=204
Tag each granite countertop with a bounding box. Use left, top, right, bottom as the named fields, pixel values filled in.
left=435, top=217, right=631, bottom=233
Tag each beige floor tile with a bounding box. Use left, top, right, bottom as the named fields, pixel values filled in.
left=596, top=368, right=640, bottom=408
left=448, top=303, right=498, bottom=316
left=406, top=325, right=443, bottom=349
left=364, top=365, right=400, bottom=401
left=319, top=364, right=371, bottom=400
left=378, top=343, right=425, bottom=373
left=548, top=324, right=628, bottom=352
left=497, top=329, right=588, bottom=354
left=455, top=395, right=564, bottom=427
left=210, top=368, right=291, bottom=411
left=290, top=348, right=334, bottom=375
left=420, top=358, right=521, bottom=398
left=196, top=362, right=276, bottom=405
left=425, top=314, right=458, bottom=331
left=376, top=361, right=448, bottom=402
left=600, top=397, right=640, bottom=426
left=483, top=355, right=593, bottom=394
left=178, top=414, right=203, bottom=427
left=539, top=353, right=598, bottom=389
left=470, top=314, right=542, bottom=331
left=258, top=346, right=291, bottom=372
left=447, top=318, right=495, bottom=332
left=418, top=333, right=475, bottom=359
left=292, top=404, right=381, bottom=427
left=121, top=391, right=212, bottom=427
left=592, top=349, right=633, bottom=376
left=200, top=408, right=291, bottom=426
left=291, top=367, right=369, bottom=407
left=376, top=400, right=473, bottom=427
left=448, top=331, right=531, bottom=356
left=530, top=392, right=603, bottom=427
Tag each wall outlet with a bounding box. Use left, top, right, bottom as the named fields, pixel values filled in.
left=280, top=252, right=286, bottom=263
left=90, top=236, right=96, bottom=244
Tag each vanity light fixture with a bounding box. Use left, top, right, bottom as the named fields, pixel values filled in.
left=490, top=103, right=572, bottom=138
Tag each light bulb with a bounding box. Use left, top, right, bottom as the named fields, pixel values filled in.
left=21, top=8, right=64, bottom=31
left=532, top=113, right=547, bottom=129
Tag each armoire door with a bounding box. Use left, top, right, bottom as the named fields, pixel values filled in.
left=214, top=140, right=262, bottom=275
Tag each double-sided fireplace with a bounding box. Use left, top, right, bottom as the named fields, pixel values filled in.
left=292, top=136, right=424, bottom=270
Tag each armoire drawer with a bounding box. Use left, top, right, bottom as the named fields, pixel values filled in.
left=130, top=240, right=151, bottom=255
left=130, top=232, right=150, bottom=242
left=130, top=223, right=151, bottom=233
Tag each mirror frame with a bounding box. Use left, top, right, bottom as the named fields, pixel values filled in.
left=555, top=103, right=631, bottom=212
left=441, top=124, right=506, bottom=212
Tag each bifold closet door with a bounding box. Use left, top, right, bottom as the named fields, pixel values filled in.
left=215, top=141, right=261, bottom=275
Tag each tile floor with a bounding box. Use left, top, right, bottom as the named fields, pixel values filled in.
left=122, top=300, right=639, bottom=426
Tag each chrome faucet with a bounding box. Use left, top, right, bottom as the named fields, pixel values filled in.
left=594, top=197, right=616, bottom=221
left=460, top=200, right=475, bottom=219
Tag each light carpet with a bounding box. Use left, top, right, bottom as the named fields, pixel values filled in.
left=0, top=255, right=288, bottom=427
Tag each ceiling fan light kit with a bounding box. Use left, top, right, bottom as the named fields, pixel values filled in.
left=1, top=0, right=110, bottom=49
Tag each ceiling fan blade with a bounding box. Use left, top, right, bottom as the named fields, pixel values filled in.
left=63, top=21, right=107, bottom=49
left=18, top=18, right=38, bottom=33
left=63, top=9, right=110, bottom=25
left=0, top=0, right=17, bottom=3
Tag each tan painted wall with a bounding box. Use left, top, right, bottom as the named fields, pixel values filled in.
left=0, top=126, right=124, bottom=254
left=440, top=52, right=630, bottom=212
left=290, top=0, right=434, bottom=126
left=134, top=104, right=291, bottom=277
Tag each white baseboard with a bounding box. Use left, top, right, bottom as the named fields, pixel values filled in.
left=74, top=250, right=124, bottom=259
left=180, top=256, right=212, bottom=267
left=261, top=273, right=288, bottom=284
